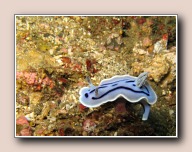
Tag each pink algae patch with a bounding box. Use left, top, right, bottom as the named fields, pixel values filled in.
left=20, top=128, right=31, bottom=136
left=16, top=71, right=37, bottom=85
left=16, top=116, right=32, bottom=136
left=16, top=116, right=29, bottom=125
left=79, top=104, right=87, bottom=111
left=16, top=71, right=54, bottom=88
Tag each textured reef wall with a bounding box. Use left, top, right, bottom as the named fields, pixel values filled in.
left=16, top=16, right=176, bottom=136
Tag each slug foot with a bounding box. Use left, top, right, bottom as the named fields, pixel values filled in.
left=141, top=100, right=151, bottom=121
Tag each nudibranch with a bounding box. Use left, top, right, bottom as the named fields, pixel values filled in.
left=79, top=72, right=157, bottom=120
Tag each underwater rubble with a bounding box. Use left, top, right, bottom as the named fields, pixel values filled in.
left=16, top=16, right=176, bottom=136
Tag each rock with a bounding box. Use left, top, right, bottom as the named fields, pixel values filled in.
left=17, top=50, right=59, bottom=71
left=115, top=100, right=127, bottom=115
left=37, top=102, right=50, bottom=120
left=83, top=119, right=96, bottom=132
left=25, top=112, right=34, bottom=121
left=29, top=92, right=43, bottom=105
left=133, top=41, right=148, bottom=55
left=142, top=37, right=152, bottom=47
left=153, top=34, right=168, bottom=53
left=144, top=55, right=170, bottom=82
left=169, top=110, right=174, bottom=116
left=16, top=93, right=29, bottom=106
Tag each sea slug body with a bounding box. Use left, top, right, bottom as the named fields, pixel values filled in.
left=79, top=72, right=157, bottom=120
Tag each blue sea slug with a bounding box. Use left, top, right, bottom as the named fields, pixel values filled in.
left=79, top=72, right=157, bottom=120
